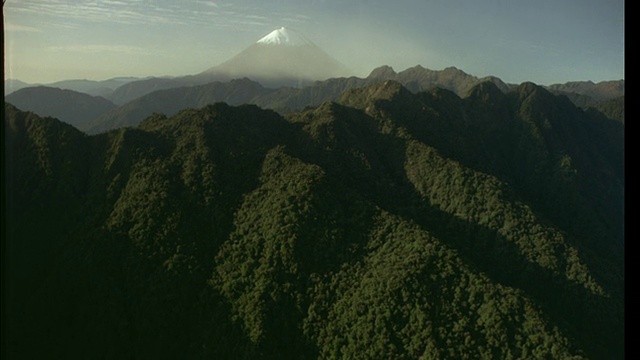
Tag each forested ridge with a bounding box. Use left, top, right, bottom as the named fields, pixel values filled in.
left=78, top=66, right=623, bottom=135
left=4, top=80, right=624, bottom=359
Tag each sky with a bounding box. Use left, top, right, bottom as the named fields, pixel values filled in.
left=4, top=0, right=625, bottom=85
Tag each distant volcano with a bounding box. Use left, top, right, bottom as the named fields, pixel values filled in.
left=108, top=27, right=352, bottom=104
left=199, top=27, right=351, bottom=88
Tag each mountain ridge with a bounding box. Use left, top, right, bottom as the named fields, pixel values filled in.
left=4, top=77, right=143, bottom=97
left=93, top=26, right=620, bottom=106
left=82, top=67, right=624, bottom=135
left=548, top=80, right=624, bottom=102
left=5, top=86, right=117, bottom=128
left=4, top=80, right=623, bottom=358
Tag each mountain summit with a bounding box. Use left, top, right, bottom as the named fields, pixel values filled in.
left=199, top=27, right=350, bottom=88
left=256, top=27, right=312, bottom=46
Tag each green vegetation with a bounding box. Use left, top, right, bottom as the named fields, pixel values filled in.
left=588, top=96, right=625, bottom=123
left=4, top=79, right=623, bottom=359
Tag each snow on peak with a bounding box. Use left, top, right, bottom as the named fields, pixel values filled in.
left=256, top=27, right=311, bottom=46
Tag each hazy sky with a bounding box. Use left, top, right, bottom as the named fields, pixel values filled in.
left=4, top=0, right=624, bottom=85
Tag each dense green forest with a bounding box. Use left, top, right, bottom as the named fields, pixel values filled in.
left=4, top=80, right=623, bottom=359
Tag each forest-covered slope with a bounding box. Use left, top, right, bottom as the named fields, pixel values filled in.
left=4, top=80, right=624, bottom=359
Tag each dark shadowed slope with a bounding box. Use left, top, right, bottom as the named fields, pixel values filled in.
left=4, top=81, right=623, bottom=359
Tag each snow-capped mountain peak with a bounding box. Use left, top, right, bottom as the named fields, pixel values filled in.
left=199, top=26, right=350, bottom=88
left=256, top=27, right=312, bottom=46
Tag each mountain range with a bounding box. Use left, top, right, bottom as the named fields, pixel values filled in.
left=548, top=80, right=625, bottom=102
left=81, top=65, right=623, bottom=134
left=7, top=64, right=622, bottom=135
left=4, top=77, right=142, bottom=97
left=4, top=78, right=624, bottom=359
left=80, top=66, right=505, bottom=133
left=5, top=86, right=117, bottom=128
left=5, top=26, right=624, bottom=135
left=2, top=25, right=625, bottom=358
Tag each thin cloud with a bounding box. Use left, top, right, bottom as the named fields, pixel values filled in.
left=234, top=20, right=270, bottom=27
left=102, top=0, right=128, bottom=5
left=244, top=15, right=268, bottom=20
left=280, top=17, right=307, bottom=24
left=277, top=12, right=312, bottom=24
left=47, top=44, right=152, bottom=55
left=196, top=0, right=219, bottom=8
left=5, top=23, right=43, bottom=32
left=7, top=0, right=181, bottom=26
left=7, top=1, right=302, bottom=40
left=49, top=22, right=82, bottom=30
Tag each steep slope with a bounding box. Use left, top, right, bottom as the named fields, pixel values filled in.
left=5, top=86, right=117, bottom=128
left=339, top=80, right=624, bottom=263
left=4, top=81, right=624, bottom=359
